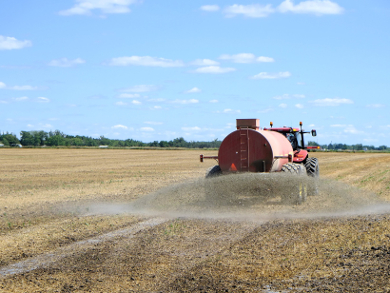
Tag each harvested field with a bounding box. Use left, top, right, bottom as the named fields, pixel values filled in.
left=1, top=149, right=390, bottom=292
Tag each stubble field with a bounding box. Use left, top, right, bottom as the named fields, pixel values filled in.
left=1, top=149, right=390, bottom=292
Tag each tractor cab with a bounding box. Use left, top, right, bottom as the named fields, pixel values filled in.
left=264, top=122, right=317, bottom=163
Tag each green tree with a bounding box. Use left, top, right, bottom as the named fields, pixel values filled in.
left=46, top=135, right=66, bottom=146
left=1, top=137, right=9, bottom=146
left=308, top=141, right=319, bottom=147
left=159, top=141, right=169, bottom=147
left=20, top=131, right=34, bottom=146
left=1, top=134, right=20, bottom=146
left=71, top=138, right=84, bottom=146
left=354, top=144, right=363, bottom=151
left=99, top=136, right=110, bottom=146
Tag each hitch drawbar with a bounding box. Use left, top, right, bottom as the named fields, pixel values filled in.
left=200, top=154, right=218, bottom=163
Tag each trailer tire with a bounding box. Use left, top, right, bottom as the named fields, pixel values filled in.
left=281, top=163, right=306, bottom=175
left=281, top=163, right=307, bottom=204
left=205, top=165, right=222, bottom=179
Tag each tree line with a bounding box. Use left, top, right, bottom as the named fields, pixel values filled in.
left=0, top=130, right=388, bottom=151
left=0, top=130, right=222, bottom=148
left=307, top=141, right=388, bottom=151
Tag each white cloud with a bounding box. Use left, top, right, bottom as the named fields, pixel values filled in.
left=256, top=56, right=275, bottom=62
left=0, top=100, right=7, bottom=104
left=0, top=35, right=32, bottom=50
left=153, top=106, right=162, bottom=109
left=191, top=59, right=219, bottom=66
left=171, top=99, right=199, bottom=104
left=140, top=127, right=154, bottom=132
left=37, top=97, right=50, bottom=103
left=279, top=103, right=288, bottom=108
left=366, top=104, right=385, bottom=108
left=59, top=0, right=138, bottom=16
left=118, top=93, right=141, bottom=98
left=41, top=124, right=53, bottom=129
left=109, top=56, right=184, bottom=67
left=278, top=0, right=344, bottom=15
left=310, top=98, right=353, bottom=106
left=48, top=58, right=86, bottom=67
left=209, top=99, right=218, bottom=103
left=121, top=85, right=158, bottom=92
left=223, top=4, right=275, bottom=18
left=194, top=66, right=236, bottom=74
left=132, top=100, right=141, bottom=105
left=0, top=82, right=38, bottom=90
left=220, top=53, right=256, bottom=63
left=252, top=71, right=291, bottom=79
left=344, top=125, right=362, bottom=134
left=10, top=85, right=38, bottom=90
left=182, top=126, right=202, bottom=131
left=185, top=87, right=201, bottom=94
left=115, top=101, right=127, bottom=106
left=219, top=53, right=274, bottom=63
left=363, top=138, right=379, bottom=143
left=222, top=109, right=241, bottom=114
left=295, top=103, right=304, bottom=109
left=273, top=94, right=306, bottom=100
left=112, top=124, right=128, bottom=129
left=200, top=5, right=220, bottom=12
left=331, top=124, right=362, bottom=134
left=13, top=96, right=29, bottom=101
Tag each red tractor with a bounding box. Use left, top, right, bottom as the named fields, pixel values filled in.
left=200, top=119, right=319, bottom=203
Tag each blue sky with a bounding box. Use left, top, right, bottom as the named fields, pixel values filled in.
left=1, top=0, right=389, bottom=145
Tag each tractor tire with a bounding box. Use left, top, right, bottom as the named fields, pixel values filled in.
left=305, top=158, right=319, bottom=196
left=305, top=157, right=319, bottom=177
left=205, top=165, right=222, bottom=179
left=281, top=163, right=307, bottom=175
left=281, top=163, right=307, bottom=205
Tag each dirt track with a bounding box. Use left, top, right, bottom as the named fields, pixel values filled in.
left=1, top=149, right=390, bottom=292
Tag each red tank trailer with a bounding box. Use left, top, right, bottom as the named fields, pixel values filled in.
left=200, top=119, right=320, bottom=204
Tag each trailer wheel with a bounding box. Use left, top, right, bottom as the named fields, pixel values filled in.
left=281, top=163, right=306, bottom=175
left=305, top=157, right=319, bottom=177
left=205, top=165, right=222, bottom=178
left=281, top=163, right=307, bottom=204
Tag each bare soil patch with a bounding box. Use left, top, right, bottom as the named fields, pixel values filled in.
left=0, top=149, right=390, bottom=292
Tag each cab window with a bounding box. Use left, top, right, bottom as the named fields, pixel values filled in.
left=285, top=133, right=298, bottom=150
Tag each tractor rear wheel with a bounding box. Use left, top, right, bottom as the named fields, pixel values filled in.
left=305, top=157, right=319, bottom=177
left=305, top=158, right=319, bottom=196
left=205, top=165, right=222, bottom=178
left=281, top=163, right=307, bottom=204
